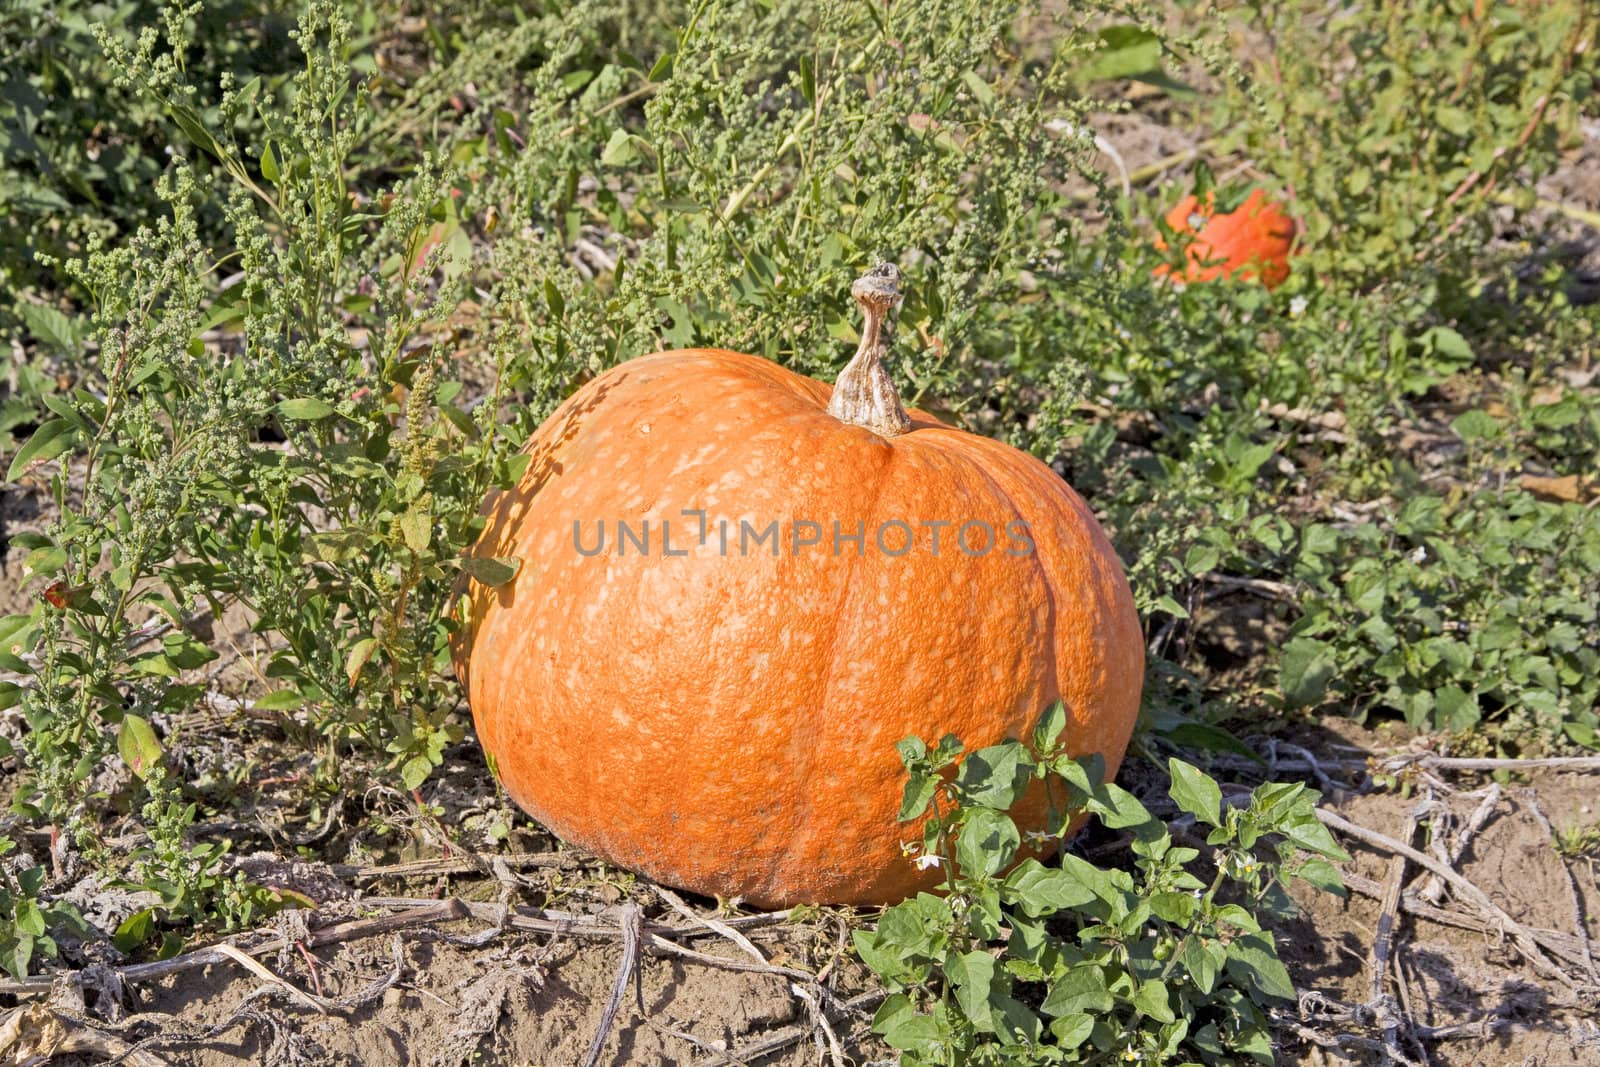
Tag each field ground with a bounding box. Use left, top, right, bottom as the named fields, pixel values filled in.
left=3, top=2, right=1600, bottom=1064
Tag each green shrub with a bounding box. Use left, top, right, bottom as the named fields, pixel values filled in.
left=855, top=707, right=1348, bottom=1065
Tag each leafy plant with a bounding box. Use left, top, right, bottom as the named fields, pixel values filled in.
left=854, top=705, right=1349, bottom=1064
left=0, top=838, right=88, bottom=981
left=1282, top=490, right=1600, bottom=745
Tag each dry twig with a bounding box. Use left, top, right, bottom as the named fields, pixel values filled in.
left=1523, top=789, right=1600, bottom=984
left=581, top=902, right=643, bottom=1067
left=1317, top=806, right=1580, bottom=990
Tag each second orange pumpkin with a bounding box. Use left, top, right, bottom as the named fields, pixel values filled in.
left=1155, top=187, right=1297, bottom=289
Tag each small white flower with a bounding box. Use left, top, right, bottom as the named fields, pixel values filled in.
left=1289, top=295, right=1308, bottom=317
left=914, top=853, right=943, bottom=871
left=1410, top=545, right=1427, bottom=564
left=1114, top=322, right=1132, bottom=342
left=1024, top=829, right=1056, bottom=845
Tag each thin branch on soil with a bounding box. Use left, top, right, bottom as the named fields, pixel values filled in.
left=1341, top=869, right=1594, bottom=970
left=1317, top=807, right=1581, bottom=990
left=790, top=981, right=848, bottom=1067
left=367, top=894, right=796, bottom=942
left=331, top=850, right=578, bottom=880
left=652, top=884, right=772, bottom=966
left=0, top=900, right=470, bottom=998
left=641, top=931, right=817, bottom=981
left=725, top=990, right=888, bottom=1064
left=581, top=902, right=643, bottom=1067
left=1199, top=572, right=1298, bottom=599
left=1414, top=784, right=1500, bottom=906
left=1393, top=951, right=1433, bottom=1067
left=1368, top=802, right=1420, bottom=1063
left=211, top=943, right=333, bottom=1014
left=1378, top=754, right=1600, bottom=775
left=1264, top=739, right=1348, bottom=794
left=1523, top=789, right=1600, bottom=984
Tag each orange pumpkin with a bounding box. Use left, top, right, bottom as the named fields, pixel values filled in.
left=1154, top=187, right=1297, bottom=289
left=452, top=265, right=1143, bottom=907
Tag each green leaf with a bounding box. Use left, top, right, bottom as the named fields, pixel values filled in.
left=117, top=716, right=163, bottom=780
left=1450, top=409, right=1500, bottom=441
left=1181, top=937, right=1225, bottom=995
left=1149, top=890, right=1197, bottom=924
left=945, top=950, right=999, bottom=1032
left=460, top=555, right=522, bottom=587
left=955, top=742, right=1031, bottom=809
left=1002, top=858, right=1098, bottom=917
left=956, top=809, right=1019, bottom=879
left=1135, top=978, right=1176, bottom=1024
left=1224, top=931, right=1296, bottom=1001
left=21, top=545, right=67, bottom=581
left=19, top=304, right=80, bottom=355
left=400, top=755, right=434, bottom=790
left=259, top=142, right=280, bottom=182
left=167, top=103, right=225, bottom=161
left=960, top=70, right=995, bottom=107
left=276, top=397, right=335, bottom=420
left=1295, top=859, right=1347, bottom=896
left=1279, top=810, right=1351, bottom=861
left=873, top=993, right=943, bottom=1055
left=1168, top=758, right=1223, bottom=827
left=601, top=129, right=639, bottom=168
left=1041, top=964, right=1113, bottom=1016
left=8, top=418, right=75, bottom=480
left=1280, top=637, right=1336, bottom=706
left=253, top=689, right=305, bottom=712
left=1082, top=25, right=1164, bottom=81
left=1420, top=326, right=1474, bottom=368
left=14, top=898, right=46, bottom=937
left=399, top=509, right=431, bottom=552
left=1050, top=1012, right=1094, bottom=1049
left=1031, top=700, right=1067, bottom=752
left=113, top=908, right=157, bottom=954
left=0, top=934, right=33, bottom=980
left=898, top=770, right=939, bottom=822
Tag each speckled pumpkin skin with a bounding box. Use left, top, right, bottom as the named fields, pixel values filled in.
left=1157, top=187, right=1297, bottom=289
left=452, top=349, right=1143, bottom=907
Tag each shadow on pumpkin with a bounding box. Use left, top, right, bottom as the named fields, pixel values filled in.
left=451, top=369, right=626, bottom=694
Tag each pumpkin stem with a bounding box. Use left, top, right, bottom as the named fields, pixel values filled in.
left=828, top=262, right=913, bottom=438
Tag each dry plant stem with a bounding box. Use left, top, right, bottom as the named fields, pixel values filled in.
left=331, top=850, right=576, bottom=880
left=1523, top=789, right=1600, bottom=983
left=1380, top=754, right=1600, bottom=774
left=1342, top=869, right=1593, bottom=970
left=1370, top=805, right=1420, bottom=1063
left=1393, top=953, right=1432, bottom=1067
left=828, top=263, right=913, bottom=438
left=652, top=884, right=771, bottom=966
left=1416, top=784, right=1500, bottom=906
left=0, top=900, right=469, bottom=998
left=582, top=902, right=643, bottom=1067
left=727, top=990, right=888, bottom=1063
left=211, top=944, right=332, bottom=1015
left=1316, top=807, right=1578, bottom=989
left=1200, top=572, right=1298, bottom=599
left=791, top=982, right=847, bottom=1067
